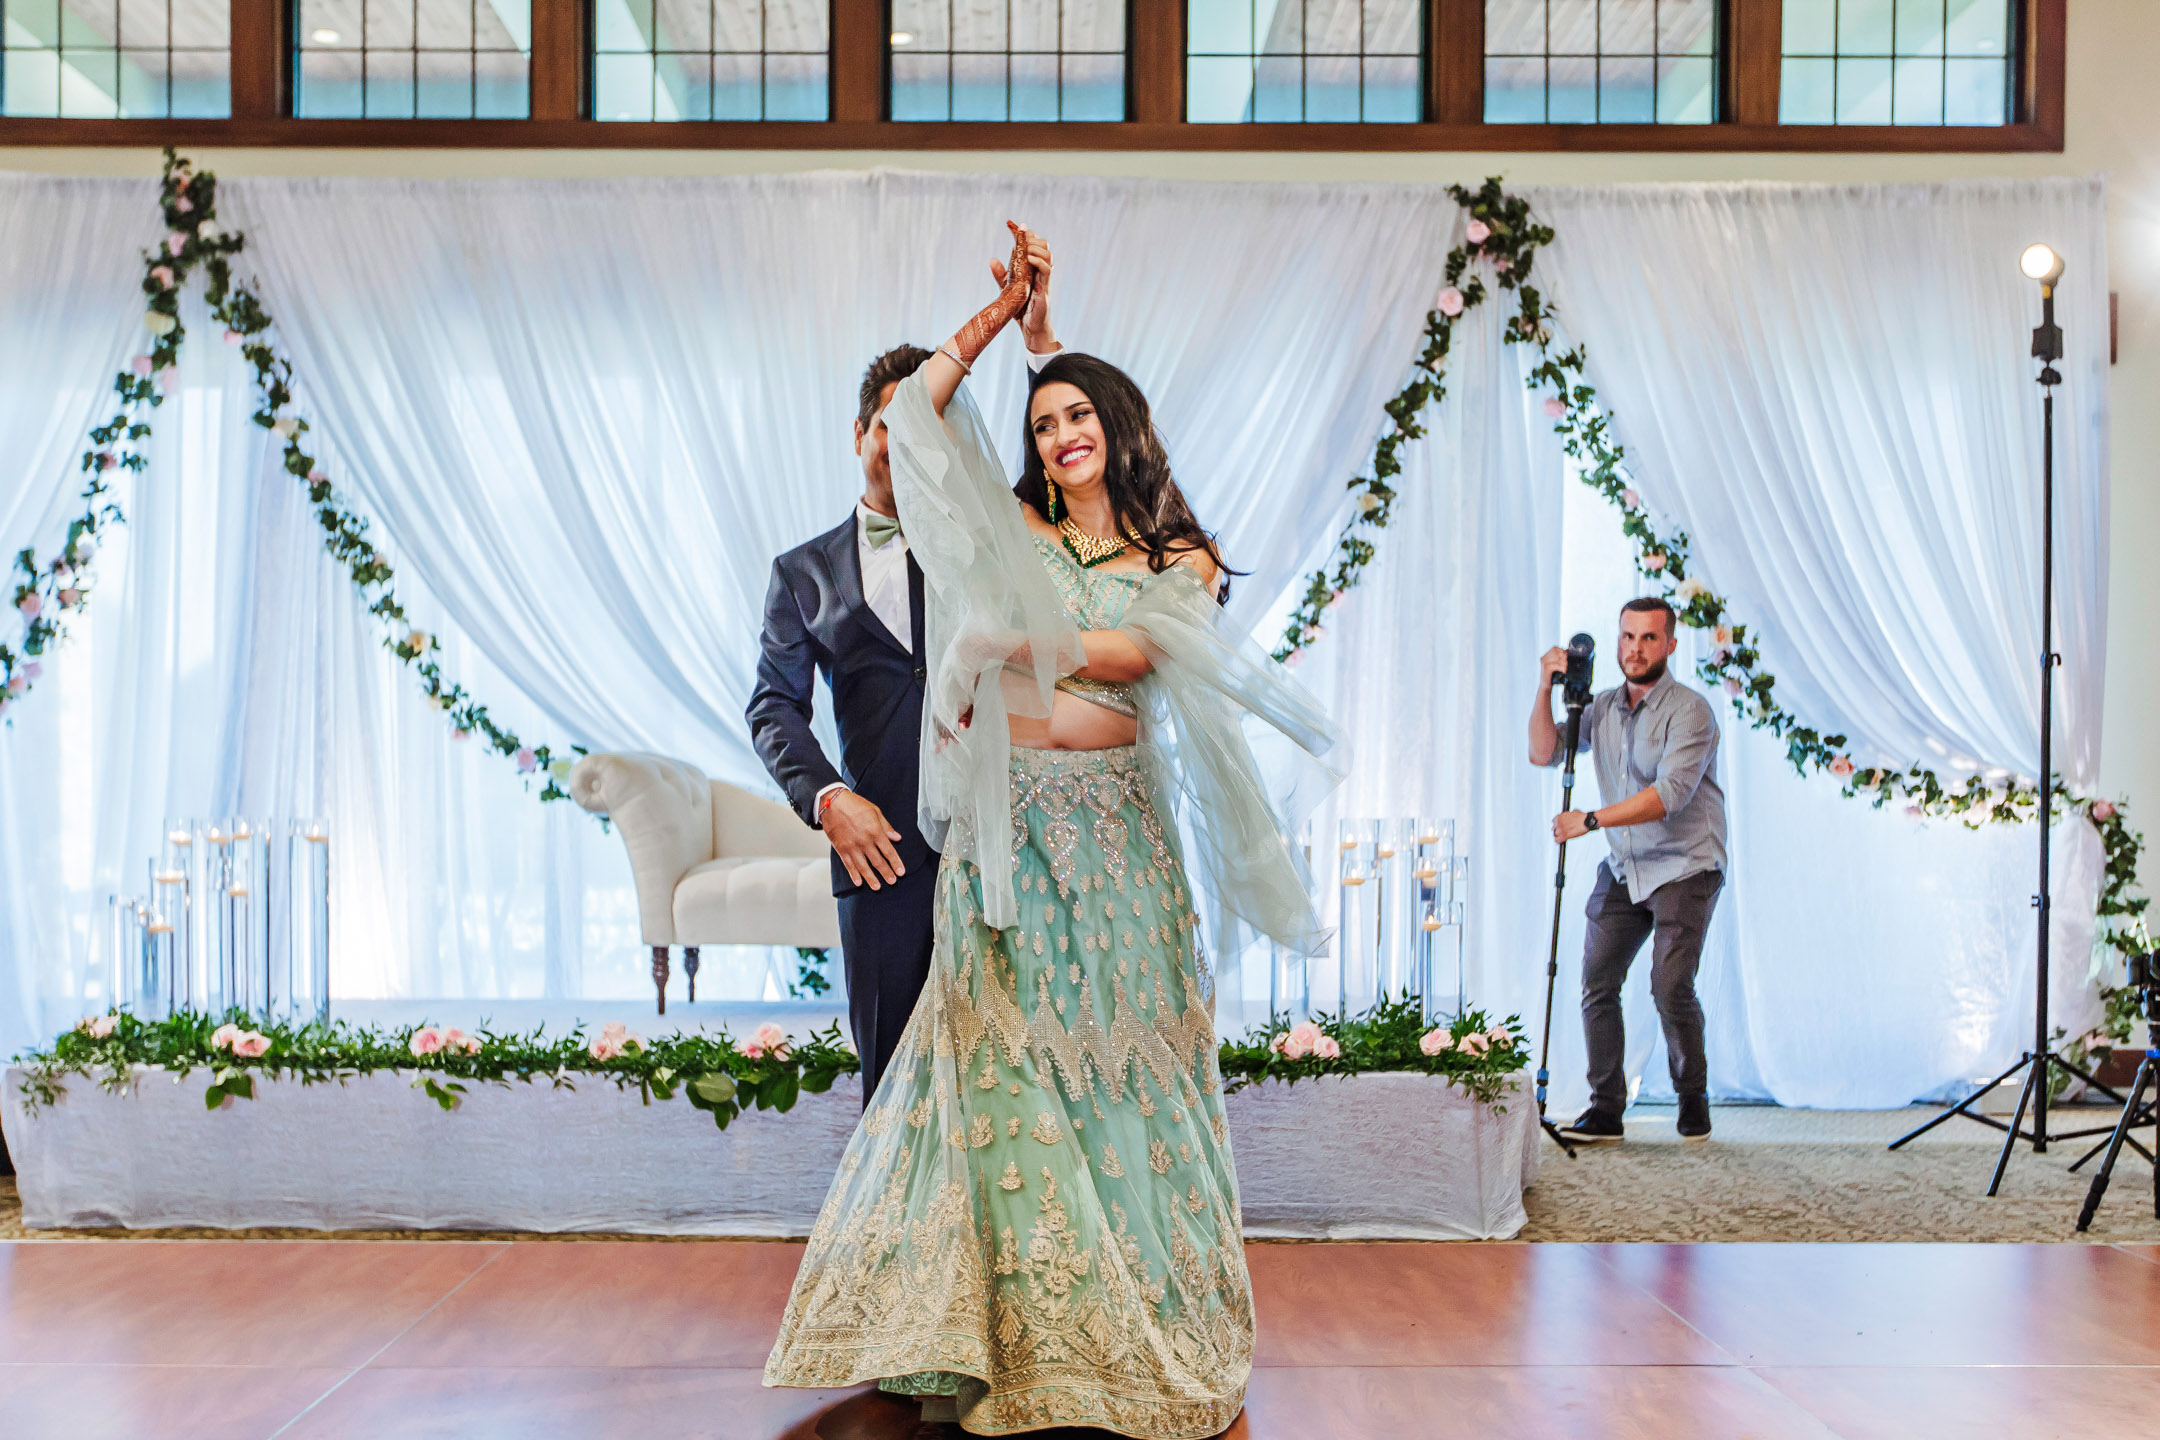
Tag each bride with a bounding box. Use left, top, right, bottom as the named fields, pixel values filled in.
left=764, top=224, right=1337, bottom=1438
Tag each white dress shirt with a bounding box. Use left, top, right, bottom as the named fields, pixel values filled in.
left=817, top=342, right=1064, bottom=824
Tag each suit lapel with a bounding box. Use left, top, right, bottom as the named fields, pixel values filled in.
left=823, top=513, right=912, bottom=659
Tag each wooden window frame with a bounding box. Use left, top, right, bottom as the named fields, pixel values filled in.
left=0, top=0, right=2063, bottom=150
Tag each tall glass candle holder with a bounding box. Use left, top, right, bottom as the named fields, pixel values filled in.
left=1336, top=819, right=1378, bottom=1013
left=293, top=820, right=331, bottom=1022
left=1269, top=821, right=1314, bottom=1020
left=1410, top=819, right=1454, bottom=1022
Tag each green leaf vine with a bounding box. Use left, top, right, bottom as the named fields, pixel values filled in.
left=1283, top=175, right=2149, bottom=1045
left=1, top=149, right=583, bottom=804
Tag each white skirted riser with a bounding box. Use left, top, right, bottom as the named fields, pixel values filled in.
left=2, top=1067, right=1538, bottom=1241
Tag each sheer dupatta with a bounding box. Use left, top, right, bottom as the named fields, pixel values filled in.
left=885, top=371, right=1341, bottom=956
left=886, top=374, right=1086, bottom=931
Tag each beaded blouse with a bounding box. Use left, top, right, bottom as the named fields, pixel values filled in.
left=1033, top=534, right=1142, bottom=718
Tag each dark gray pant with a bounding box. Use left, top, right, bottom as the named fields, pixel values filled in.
left=1582, top=861, right=1723, bottom=1114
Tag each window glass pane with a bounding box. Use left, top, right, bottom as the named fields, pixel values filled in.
left=1, top=0, right=228, bottom=115
left=898, top=0, right=1121, bottom=122
left=296, top=0, right=531, bottom=118
left=1893, top=0, right=1945, bottom=55
left=1779, top=54, right=1835, bottom=122
left=1483, top=55, right=1543, bottom=124
left=1834, top=56, right=1892, bottom=123
left=595, top=0, right=827, bottom=122
left=1839, top=0, right=1894, bottom=54
left=1485, top=0, right=1715, bottom=124
left=1783, top=0, right=2008, bottom=124
left=1190, top=0, right=1418, bottom=123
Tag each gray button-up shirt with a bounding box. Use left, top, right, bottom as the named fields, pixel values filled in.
left=1546, top=671, right=1727, bottom=904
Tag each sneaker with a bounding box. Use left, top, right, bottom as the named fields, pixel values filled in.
left=1678, top=1094, right=1712, bottom=1141
left=1558, top=1107, right=1625, bottom=1142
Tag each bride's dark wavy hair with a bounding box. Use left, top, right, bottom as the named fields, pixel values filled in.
left=1015, top=353, right=1239, bottom=606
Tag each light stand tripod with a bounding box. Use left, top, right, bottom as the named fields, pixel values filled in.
left=1534, top=642, right=1595, bottom=1159
left=2074, top=951, right=2159, bottom=1230
left=1888, top=244, right=2121, bottom=1190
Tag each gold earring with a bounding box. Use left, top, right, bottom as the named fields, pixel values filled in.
left=1046, top=476, right=1061, bottom=524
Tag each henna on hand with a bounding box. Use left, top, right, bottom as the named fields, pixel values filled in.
left=948, top=225, right=1035, bottom=368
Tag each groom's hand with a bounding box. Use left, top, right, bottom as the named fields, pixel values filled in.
left=991, top=227, right=1055, bottom=354
left=825, top=790, right=906, bottom=890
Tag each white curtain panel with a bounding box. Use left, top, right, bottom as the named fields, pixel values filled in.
left=0, top=170, right=2110, bottom=1115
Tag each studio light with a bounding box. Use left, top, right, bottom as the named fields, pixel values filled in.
left=2019, top=242, right=2065, bottom=286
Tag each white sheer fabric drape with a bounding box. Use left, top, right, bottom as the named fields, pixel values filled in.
left=0, top=171, right=2110, bottom=1115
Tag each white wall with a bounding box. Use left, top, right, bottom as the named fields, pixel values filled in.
left=6, top=0, right=2154, bottom=812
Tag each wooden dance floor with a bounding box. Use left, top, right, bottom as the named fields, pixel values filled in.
left=2, top=1238, right=2157, bottom=1439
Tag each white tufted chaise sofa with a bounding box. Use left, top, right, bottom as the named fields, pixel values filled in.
left=570, top=753, right=840, bottom=1013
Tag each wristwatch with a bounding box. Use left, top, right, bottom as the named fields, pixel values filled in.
left=1582, top=811, right=1601, bottom=832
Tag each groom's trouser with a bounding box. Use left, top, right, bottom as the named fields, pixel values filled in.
left=837, top=857, right=940, bottom=1108
left=1581, top=860, right=1723, bottom=1114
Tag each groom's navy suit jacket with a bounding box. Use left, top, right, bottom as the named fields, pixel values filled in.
left=747, top=514, right=936, bottom=1104
left=747, top=515, right=935, bottom=896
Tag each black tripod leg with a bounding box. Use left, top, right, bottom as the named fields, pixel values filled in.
left=1889, top=1053, right=2029, bottom=1150
left=1988, top=1059, right=2041, bottom=1197
left=2077, top=1059, right=2155, bottom=1231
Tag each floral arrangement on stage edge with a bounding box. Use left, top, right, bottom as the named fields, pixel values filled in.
left=13, top=1007, right=863, bottom=1130
left=1282, top=176, right=2150, bottom=1048
left=17, top=999, right=1534, bottom=1121
left=1217, top=997, right=1530, bottom=1109
left=0, top=148, right=583, bottom=805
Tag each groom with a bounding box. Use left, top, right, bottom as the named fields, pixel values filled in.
left=747, top=254, right=1061, bottom=1104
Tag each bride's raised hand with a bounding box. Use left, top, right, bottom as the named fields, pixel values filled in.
left=991, top=225, right=1054, bottom=352
left=926, top=222, right=1041, bottom=415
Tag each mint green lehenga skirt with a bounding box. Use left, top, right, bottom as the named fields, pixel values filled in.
left=763, top=745, right=1253, bottom=1438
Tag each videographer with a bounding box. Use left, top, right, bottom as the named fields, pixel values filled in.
left=1529, top=597, right=1727, bottom=1144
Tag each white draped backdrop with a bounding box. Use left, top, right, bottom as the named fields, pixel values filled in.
left=0, top=170, right=2109, bottom=1114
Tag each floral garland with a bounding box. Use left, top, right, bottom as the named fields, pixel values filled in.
left=1, top=149, right=582, bottom=804
left=19, top=998, right=1534, bottom=1121
left=17, top=1008, right=860, bottom=1130
left=1282, top=175, right=2149, bottom=1044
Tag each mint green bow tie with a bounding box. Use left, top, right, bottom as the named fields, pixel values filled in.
left=862, top=511, right=904, bottom=550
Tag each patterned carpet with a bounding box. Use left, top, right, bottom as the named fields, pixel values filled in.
left=4, top=1105, right=2155, bottom=1244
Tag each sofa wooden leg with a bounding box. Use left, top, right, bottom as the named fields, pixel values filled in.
left=651, top=945, right=670, bottom=1015
left=683, top=946, right=700, bottom=1004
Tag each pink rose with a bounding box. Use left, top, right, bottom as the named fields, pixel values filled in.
left=157, top=369, right=177, bottom=395
left=131, top=355, right=154, bottom=377
left=174, top=195, right=193, bottom=214
left=1904, top=804, right=1925, bottom=819
left=1465, top=219, right=1491, bottom=244
left=740, top=1039, right=766, bottom=1060
left=1543, top=396, right=1567, bottom=419
left=210, top=1023, right=242, bottom=1050
left=1325, top=589, right=1344, bottom=609
left=1486, top=1026, right=1512, bottom=1046
left=443, top=1027, right=472, bottom=1051
left=223, top=329, right=242, bottom=346
left=1313, top=1035, right=1341, bottom=1059
left=1829, top=755, right=1856, bottom=778
left=150, top=265, right=175, bottom=288
left=1418, top=1028, right=1449, bottom=1056
left=1305, top=624, right=1325, bottom=645
left=57, top=588, right=81, bottom=609
left=1284, top=651, right=1305, bottom=669
left=1436, top=287, right=1465, bottom=317
left=588, top=1035, right=621, bottom=1061
left=1621, top=488, right=1641, bottom=510
left=1494, top=256, right=1513, bottom=273
left=1712, top=625, right=1734, bottom=646
left=234, top=1031, right=270, bottom=1058
left=1457, top=1032, right=1491, bottom=1055
left=5, top=673, right=24, bottom=696
left=1280, top=1021, right=1323, bottom=1060
left=1723, top=675, right=1744, bottom=697
left=753, top=1022, right=787, bottom=1050
left=17, top=592, right=41, bottom=618
left=86, top=1013, right=118, bottom=1038
left=1642, top=552, right=1667, bottom=573
left=97, top=450, right=116, bottom=471
left=165, top=233, right=187, bottom=257
left=514, top=747, right=537, bottom=774
left=452, top=728, right=471, bottom=741
left=409, top=1025, right=444, bottom=1056
left=2091, top=799, right=2117, bottom=821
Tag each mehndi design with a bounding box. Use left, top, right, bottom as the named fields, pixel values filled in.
left=946, top=225, right=1035, bottom=368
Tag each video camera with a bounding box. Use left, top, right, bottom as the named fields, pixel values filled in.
left=1552, top=632, right=1596, bottom=710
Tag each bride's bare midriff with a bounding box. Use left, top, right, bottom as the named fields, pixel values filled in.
left=1008, top=692, right=1139, bottom=751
